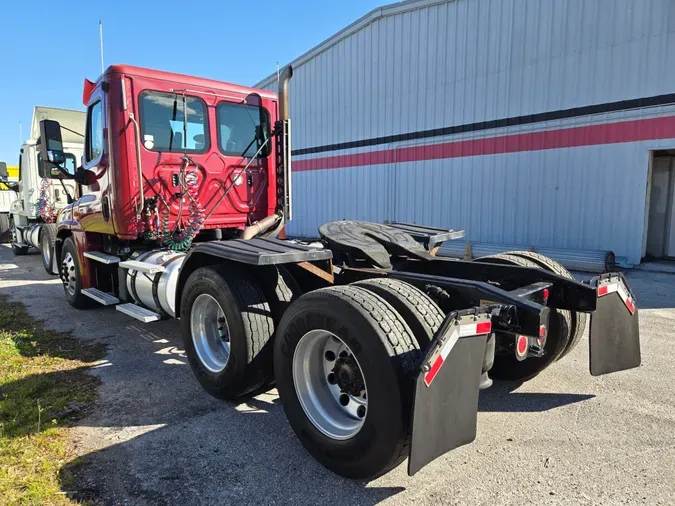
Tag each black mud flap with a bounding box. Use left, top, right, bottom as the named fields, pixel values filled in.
left=589, top=274, right=641, bottom=376
left=408, top=313, right=490, bottom=476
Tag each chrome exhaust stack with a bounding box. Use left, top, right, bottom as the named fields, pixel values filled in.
left=277, top=65, right=293, bottom=222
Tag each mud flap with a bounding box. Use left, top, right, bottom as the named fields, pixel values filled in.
left=408, top=314, right=490, bottom=476
left=589, top=274, right=641, bottom=376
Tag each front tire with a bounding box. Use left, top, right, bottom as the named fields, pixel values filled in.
left=60, top=237, right=91, bottom=309
left=180, top=265, right=275, bottom=400
left=0, top=214, right=10, bottom=243
left=40, top=224, right=57, bottom=275
left=274, top=285, right=420, bottom=479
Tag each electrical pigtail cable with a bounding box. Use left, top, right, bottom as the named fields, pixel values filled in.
left=160, top=156, right=206, bottom=251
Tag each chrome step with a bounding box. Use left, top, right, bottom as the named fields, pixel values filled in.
left=83, top=251, right=120, bottom=264
left=82, top=288, right=120, bottom=306
left=116, top=303, right=161, bottom=323
left=118, top=260, right=165, bottom=274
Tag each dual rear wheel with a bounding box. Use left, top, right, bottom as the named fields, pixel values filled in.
left=180, top=252, right=576, bottom=478
left=180, top=267, right=441, bottom=478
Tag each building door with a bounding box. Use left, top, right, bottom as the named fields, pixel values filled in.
left=646, top=154, right=675, bottom=259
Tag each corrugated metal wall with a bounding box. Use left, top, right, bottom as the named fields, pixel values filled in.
left=258, top=0, right=675, bottom=266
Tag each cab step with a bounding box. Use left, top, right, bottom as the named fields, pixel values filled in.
left=82, top=288, right=120, bottom=306
left=116, top=303, right=161, bottom=323
left=83, top=251, right=120, bottom=264
left=118, top=260, right=165, bottom=274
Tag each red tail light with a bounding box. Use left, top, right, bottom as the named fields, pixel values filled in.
left=516, top=335, right=528, bottom=356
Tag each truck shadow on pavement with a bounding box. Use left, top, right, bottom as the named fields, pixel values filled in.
left=478, top=381, right=595, bottom=412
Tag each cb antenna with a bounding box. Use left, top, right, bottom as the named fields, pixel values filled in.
left=99, top=20, right=105, bottom=75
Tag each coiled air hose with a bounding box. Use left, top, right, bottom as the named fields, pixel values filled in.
left=160, top=160, right=206, bottom=251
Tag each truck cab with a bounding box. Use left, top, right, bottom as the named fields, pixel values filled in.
left=56, top=65, right=283, bottom=246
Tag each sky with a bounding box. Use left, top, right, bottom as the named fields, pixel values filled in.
left=0, top=0, right=385, bottom=164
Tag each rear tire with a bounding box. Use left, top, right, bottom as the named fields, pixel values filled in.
left=0, top=214, right=10, bottom=243
left=507, top=251, right=587, bottom=359
left=274, top=285, right=420, bottom=479
left=352, top=277, right=443, bottom=348
left=60, top=237, right=91, bottom=309
left=180, top=265, right=275, bottom=400
left=475, top=253, right=571, bottom=381
left=40, top=224, right=57, bottom=275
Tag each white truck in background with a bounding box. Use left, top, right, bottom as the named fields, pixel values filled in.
left=0, top=162, right=19, bottom=242
left=9, top=106, right=85, bottom=273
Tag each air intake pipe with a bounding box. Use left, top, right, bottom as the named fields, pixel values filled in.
left=241, top=213, right=282, bottom=240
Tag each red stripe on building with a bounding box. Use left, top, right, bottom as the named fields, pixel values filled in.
left=295, top=115, right=675, bottom=172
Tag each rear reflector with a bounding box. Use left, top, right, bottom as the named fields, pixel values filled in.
left=458, top=321, right=493, bottom=337
left=624, top=297, right=635, bottom=315
left=598, top=281, right=636, bottom=315
left=424, top=355, right=445, bottom=387
left=424, top=319, right=492, bottom=387
left=542, top=288, right=549, bottom=301
left=476, top=321, right=492, bottom=334
left=539, top=324, right=547, bottom=337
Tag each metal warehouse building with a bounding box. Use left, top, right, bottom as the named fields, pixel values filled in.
left=257, top=0, right=675, bottom=268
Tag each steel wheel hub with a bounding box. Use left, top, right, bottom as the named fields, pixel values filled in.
left=190, top=294, right=230, bottom=373
left=292, top=330, right=368, bottom=440
left=61, top=252, right=77, bottom=295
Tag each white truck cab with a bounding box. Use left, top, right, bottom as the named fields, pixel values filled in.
left=9, top=106, right=84, bottom=273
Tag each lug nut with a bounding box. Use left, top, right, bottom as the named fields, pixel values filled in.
left=324, top=350, right=336, bottom=361
left=327, top=373, right=336, bottom=385
left=357, top=405, right=366, bottom=418
left=339, top=394, right=350, bottom=406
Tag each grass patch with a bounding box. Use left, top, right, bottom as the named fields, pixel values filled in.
left=0, top=294, right=106, bottom=505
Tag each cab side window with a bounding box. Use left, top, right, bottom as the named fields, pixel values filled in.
left=86, top=101, right=103, bottom=162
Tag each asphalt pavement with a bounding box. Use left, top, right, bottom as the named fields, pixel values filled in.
left=1, top=244, right=674, bottom=505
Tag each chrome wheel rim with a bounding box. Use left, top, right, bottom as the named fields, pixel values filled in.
left=292, top=330, right=368, bottom=440
left=190, top=294, right=230, bottom=373
left=61, top=252, right=77, bottom=295
left=42, top=237, right=51, bottom=267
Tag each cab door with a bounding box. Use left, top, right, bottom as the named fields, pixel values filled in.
left=79, top=89, right=115, bottom=234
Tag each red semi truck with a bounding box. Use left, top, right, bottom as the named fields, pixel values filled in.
left=38, top=64, right=641, bottom=478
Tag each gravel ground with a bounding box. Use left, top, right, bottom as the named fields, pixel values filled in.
left=1, top=244, right=674, bottom=506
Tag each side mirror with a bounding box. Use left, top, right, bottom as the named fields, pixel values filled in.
left=38, top=119, right=69, bottom=179
left=0, top=162, right=7, bottom=182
